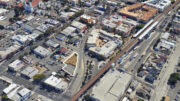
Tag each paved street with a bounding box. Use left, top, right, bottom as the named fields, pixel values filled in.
left=150, top=37, right=180, bottom=101
left=168, top=81, right=180, bottom=101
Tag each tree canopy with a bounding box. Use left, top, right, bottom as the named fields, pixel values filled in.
left=168, top=73, right=179, bottom=85
left=33, top=74, right=46, bottom=82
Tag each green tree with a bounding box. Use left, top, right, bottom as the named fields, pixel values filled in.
left=137, top=24, right=145, bottom=29
left=44, top=27, right=55, bottom=37
left=83, top=94, right=92, bottom=101
left=14, top=6, right=24, bottom=17
left=33, top=74, right=46, bottom=82
left=78, top=0, right=82, bottom=7
left=37, top=34, right=44, bottom=40
left=95, top=0, right=100, bottom=5
left=30, top=46, right=37, bottom=51
left=138, top=99, right=144, bottom=101
left=161, top=96, right=165, bottom=101
left=64, top=6, right=71, bottom=12
left=19, top=55, right=24, bottom=60
left=1, top=94, right=13, bottom=101
left=69, top=10, right=84, bottom=20
left=113, top=7, right=118, bottom=12
left=168, top=73, right=179, bottom=85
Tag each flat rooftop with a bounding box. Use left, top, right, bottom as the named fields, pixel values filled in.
left=144, top=0, right=171, bottom=11
left=119, top=3, right=158, bottom=21
left=91, top=69, right=132, bottom=101
left=87, top=29, right=100, bottom=45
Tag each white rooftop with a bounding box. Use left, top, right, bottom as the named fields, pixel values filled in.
left=3, top=84, right=32, bottom=101
left=61, top=26, right=76, bottom=36
left=3, top=83, right=18, bottom=94
left=0, top=44, right=21, bottom=59
left=34, top=46, right=51, bottom=57
left=21, top=66, right=39, bottom=78
left=18, top=88, right=31, bottom=97
left=87, top=29, right=99, bottom=45
left=80, top=14, right=91, bottom=19
left=71, top=21, right=86, bottom=30
left=144, top=0, right=171, bottom=11
left=44, top=75, right=68, bottom=90
left=89, top=40, right=120, bottom=58
left=25, top=15, right=34, bottom=21
left=28, top=33, right=40, bottom=40
left=103, top=19, right=117, bottom=28
left=91, top=69, right=132, bottom=101
left=99, top=29, right=115, bottom=39
left=116, top=24, right=131, bottom=33
left=45, top=40, right=59, bottom=48
left=8, top=59, right=24, bottom=71
left=45, top=19, right=59, bottom=25
left=12, top=35, right=29, bottom=44
left=161, top=32, right=170, bottom=40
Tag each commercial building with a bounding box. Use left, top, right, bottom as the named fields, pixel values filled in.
left=36, top=24, right=52, bottom=33
left=45, top=40, right=60, bottom=49
left=156, top=40, right=175, bottom=50
left=24, top=15, right=34, bottom=22
left=173, top=13, right=180, bottom=28
left=0, top=44, right=21, bottom=61
left=8, top=59, right=25, bottom=72
left=24, top=24, right=34, bottom=33
left=94, top=9, right=104, bottom=15
left=108, top=15, right=138, bottom=26
left=87, top=29, right=100, bottom=47
left=11, top=35, right=29, bottom=45
left=102, top=15, right=135, bottom=37
left=80, top=14, right=96, bottom=24
left=56, top=34, right=66, bottom=41
left=91, top=69, right=132, bottom=101
left=115, top=24, right=133, bottom=37
left=89, top=40, right=121, bottom=58
left=119, top=3, right=158, bottom=23
left=71, top=21, right=87, bottom=33
left=172, top=13, right=180, bottom=33
left=144, top=0, right=171, bottom=12
left=43, top=73, right=68, bottom=92
left=99, top=29, right=121, bottom=40
left=33, top=46, right=51, bottom=58
left=62, top=65, right=77, bottom=77
left=3, top=84, right=31, bottom=101
left=21, top=66, right=39, bottom=79
left=60, top=12, right=75, bottom=22
left=61, top=26, right=76, bottom=36
left=102, top=19, right=117, bottom=32
left=45, top=19, right=60, bottom=26
left=161, top=32, right=170, bottom=41
left=28, top=32, right=40, bottom=41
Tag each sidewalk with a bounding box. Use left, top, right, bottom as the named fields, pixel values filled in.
left=150, top=38, right=180, bottom=101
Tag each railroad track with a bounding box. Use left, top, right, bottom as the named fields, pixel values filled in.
left=69, top=1, right=180, bottom=101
